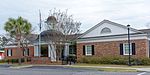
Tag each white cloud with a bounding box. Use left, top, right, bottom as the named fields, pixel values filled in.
left=0, top=0, right=150, bottom=34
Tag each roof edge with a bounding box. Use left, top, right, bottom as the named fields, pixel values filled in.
left=79, top=19, right=144, bottom=38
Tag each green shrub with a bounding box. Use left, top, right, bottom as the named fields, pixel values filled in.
left=11, top=59, right=18, bottom=63
left=140, top=58, right=150, bottom=65
left=78, top=56, right=150, bottom=65
left=5, top=58, right=26, bottom=63
left=68, top=54, right=76, bottom=60
left=0, top=60, right=5, bottom=63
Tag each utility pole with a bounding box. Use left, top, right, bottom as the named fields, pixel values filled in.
left=39, top=10, right=42, bottom=57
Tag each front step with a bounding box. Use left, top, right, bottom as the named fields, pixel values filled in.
left=31, top=57, right=62, bottom=64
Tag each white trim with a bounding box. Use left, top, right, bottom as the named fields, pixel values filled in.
left=77, top=36, right=147, bottom=43
left=79, top=20, right=143, bottom=38
left=5, top=45, right=34, bottom=48
left=0, top=51, right=4, bottom=52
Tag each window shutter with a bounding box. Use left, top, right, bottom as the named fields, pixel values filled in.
left=83, top=45, right=85, bottom=55
left=132, top=43, right=135, bottom=55
left=92, top=45, right=94, bottom=55
left=120, top=43, right=123, bottom=55
left=6, top=50, right=8, bottom=56
left=23, top=49, right=24, bottom=56
left=27, top=48, right=29, bottom=56
left=11, top=49, right=12, bottom=56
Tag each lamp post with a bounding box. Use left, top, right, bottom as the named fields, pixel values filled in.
left=127, top=24, right=131, bottom=66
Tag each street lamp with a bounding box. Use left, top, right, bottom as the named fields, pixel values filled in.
left=127, top=24, right=131, bottom=66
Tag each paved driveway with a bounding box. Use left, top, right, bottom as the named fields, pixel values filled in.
left=0, top=65, right=148, bottom=75
left=0, top=64, right=11, bottom=68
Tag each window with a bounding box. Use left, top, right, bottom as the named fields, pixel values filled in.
left=120, top=43, right=135, bottom=55
left=7, top=49, right=12, bottom=56
left=23, top=48, right=29, bottom=56
left=123, top=43, right=132, bottom=55
left=86, top=45, right=92, bottom=55
left=101, top=27, right=111, bottom=34
left=41, top=45, right=48, bottom=57
left=69, top=45, right=76, bottom=54
left=83, top=45, right=94, bottom=56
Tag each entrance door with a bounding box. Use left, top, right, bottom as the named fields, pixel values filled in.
left=41, top=45, right=48, bottom=57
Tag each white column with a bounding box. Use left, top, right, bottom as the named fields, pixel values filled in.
left=34, top=45, right=39, bottom=56
left=64, top=43, right=69, bottom=57
left=48, top=44, right=56, bottom=61
left=48, top=45, right=51, bottom=57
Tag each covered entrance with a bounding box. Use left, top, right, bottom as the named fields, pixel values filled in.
left=41, top=45, right=48, bottom=57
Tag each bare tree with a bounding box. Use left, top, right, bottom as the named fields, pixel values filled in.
left=44, top=9, right=81, bottom=61
left=0, top=35, right=9, bottom=49
left=46, top=9, right=81, bottom=35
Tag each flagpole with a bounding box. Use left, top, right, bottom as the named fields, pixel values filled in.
left=39, top=10, right=42, bottom=57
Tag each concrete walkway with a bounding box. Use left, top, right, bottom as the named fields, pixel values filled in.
left=69, top=65, right=150, bottom=72
left=7, top=64, right=150, bottom=72
left=136, top=68, right=150, bottom=72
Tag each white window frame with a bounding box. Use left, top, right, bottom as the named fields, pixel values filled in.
left=8, top=49, right=12, bottom=56
left=85, top=45, right=92, bottom=56
left=123, top=43, right=132, bottom=55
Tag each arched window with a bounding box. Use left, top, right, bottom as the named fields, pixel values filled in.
left=101, top=27, right=111, bottom=34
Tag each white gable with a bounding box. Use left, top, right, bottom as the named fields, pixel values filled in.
left=81, top=20, right=140, bottom=38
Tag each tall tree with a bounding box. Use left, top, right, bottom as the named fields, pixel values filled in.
left=4, top=16, right=32, bottom=65
left=46, top=9, right=81, bottom=36
left=45, top=9, right=81, bottom=61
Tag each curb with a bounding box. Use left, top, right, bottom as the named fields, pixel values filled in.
left=136, top=68, right=150, bottom=72
left=9, top=65, right=33, bottom=69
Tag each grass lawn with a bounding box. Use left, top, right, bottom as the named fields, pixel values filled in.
left=97, top=68, right=138, bottom=72
left=74, top=63, right=150, bottom=68
left=69, top=63, right=150, bottom=72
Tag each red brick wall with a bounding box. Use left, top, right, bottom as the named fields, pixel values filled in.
left=77, top=39, right=149, bottom=60
left=4, top=46, right=34, bottom=59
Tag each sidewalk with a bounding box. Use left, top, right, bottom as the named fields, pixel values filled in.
left=136, top=68, right=150, bottom=72
left=70, top=65, right=150, bottom=72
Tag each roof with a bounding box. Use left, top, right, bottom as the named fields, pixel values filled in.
left=79, top=19, right=144, bottom=38
left=66, top=34, right=82, bottom=41
left=79, top=33, right=146, bottom=39
left=35, top=30, right=81, bottom=42
left=5, top=34, right=38, bottom=46
left=38, top=30, right=63, bottom=42
left=26, top=34, right=38, bottom=42
left=139, top=29, right=150, bottom=33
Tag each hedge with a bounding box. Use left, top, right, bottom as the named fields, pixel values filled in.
left=78, top=56, right=150, bottom=65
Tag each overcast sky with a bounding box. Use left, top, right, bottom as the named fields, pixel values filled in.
left=1, top=0, right=150, bottom=34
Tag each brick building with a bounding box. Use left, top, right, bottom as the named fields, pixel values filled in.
left=77, top=20, right=150, bottom=60
left=4, top=30, right=77, bottom=64
left=4, top=45, right=34, bottom=59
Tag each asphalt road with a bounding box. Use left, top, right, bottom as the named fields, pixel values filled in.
left=0, top=65, right=148, bottom=75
